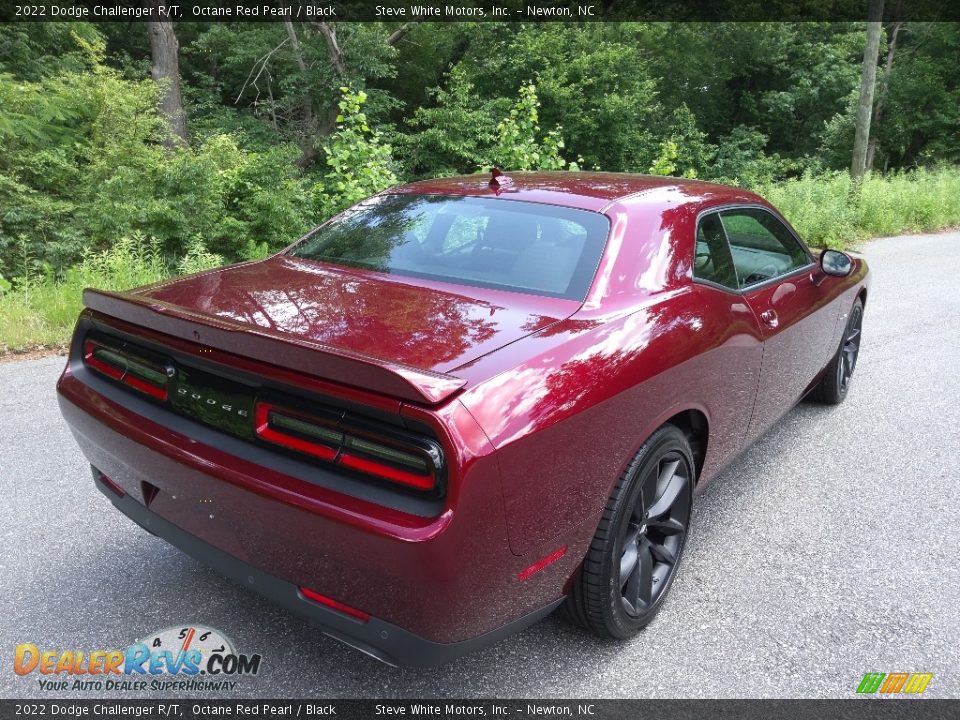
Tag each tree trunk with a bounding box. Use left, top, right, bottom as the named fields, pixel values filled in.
left=284, top=20, right=308, bottom=74
left=146, top=0, right=187, bottom=149
left=285, top=20, right=320, bottom=168
left=850, top=0, right=885, bottom=180
left=386, top=23, right=415, bottom=47
left=311, top=21, right=346, bottom=78
left=866, top=21, right=902, bottom=172
left=309, top=22, right=349, bottom=157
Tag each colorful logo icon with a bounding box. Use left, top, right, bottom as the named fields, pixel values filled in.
left=856, top=672, right=933, bottom=694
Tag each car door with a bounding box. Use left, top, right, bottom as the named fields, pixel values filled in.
left=717, top=207, right=840, bottom=440
left=691, top=212, right=765, bottom=470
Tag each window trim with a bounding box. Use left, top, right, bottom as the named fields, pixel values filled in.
left=692, top=210, right=739, bottom=292
left=692, top=204, right=816, bottom=296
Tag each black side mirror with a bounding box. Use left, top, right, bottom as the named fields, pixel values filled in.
left=820, top=249, right=853, bottom=277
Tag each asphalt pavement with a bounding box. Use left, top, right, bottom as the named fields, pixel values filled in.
left=1, top=232, right=958, bottom=699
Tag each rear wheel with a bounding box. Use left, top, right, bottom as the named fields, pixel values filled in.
left=812, top=297, right=864, bottom=405
left=564, top=425, right=693, bottom=639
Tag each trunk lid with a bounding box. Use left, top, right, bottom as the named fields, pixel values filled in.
left=85, top=256, right=579, bottom=404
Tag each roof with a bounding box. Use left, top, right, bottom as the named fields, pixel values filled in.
left=389, top=171, right=759, bottom=213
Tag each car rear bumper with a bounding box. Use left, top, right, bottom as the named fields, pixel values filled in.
left=57, top=359, right=579, bottom=665
left=92, top=469, right=560, bottom=667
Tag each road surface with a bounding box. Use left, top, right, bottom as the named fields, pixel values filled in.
left=1, top=232, right=958, bottom=699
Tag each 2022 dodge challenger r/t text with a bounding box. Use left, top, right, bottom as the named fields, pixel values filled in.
left=57, top=171, right=869, bottom=666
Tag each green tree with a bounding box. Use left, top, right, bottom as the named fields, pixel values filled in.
left=314, top=87, right=399, bottom=216
left=488, top=83, right=575, bottom=172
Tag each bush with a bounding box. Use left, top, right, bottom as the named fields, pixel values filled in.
left=140, top=134, right=310, bottom=259
left=0, top=40, right=313, bottom=276
left=4, top=168, right=959, bottom=352
left=401, top=76, right=580, bottom=176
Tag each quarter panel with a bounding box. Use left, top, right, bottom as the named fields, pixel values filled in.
left=459, top=287, right=763, bottom=555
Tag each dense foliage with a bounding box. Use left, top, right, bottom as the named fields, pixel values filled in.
left=1, top=20, right=959, bottom=350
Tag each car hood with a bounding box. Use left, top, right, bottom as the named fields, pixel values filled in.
left=132, top=256, right=579, bottom=374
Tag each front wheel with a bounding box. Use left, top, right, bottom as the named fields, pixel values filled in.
left=812, top=297, right=864, bottom=405
left=563, top=425, right=693, bottom=639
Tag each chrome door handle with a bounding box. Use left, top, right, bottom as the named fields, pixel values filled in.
left=760, top=309, right=779, bottom=329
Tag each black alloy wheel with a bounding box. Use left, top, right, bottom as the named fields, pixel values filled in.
left=563, top=424, right=694, bottom=639
left=812, top=297, right=864, bottom=405
left=838, top=301, right=863, bottom=393
left=618, top=450, right=691, bottom=616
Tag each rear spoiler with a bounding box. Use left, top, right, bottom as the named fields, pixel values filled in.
left=82, top=289, right=466, bottom=405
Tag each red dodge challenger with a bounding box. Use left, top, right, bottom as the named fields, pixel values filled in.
left=57, top=172, right=869, bottom=666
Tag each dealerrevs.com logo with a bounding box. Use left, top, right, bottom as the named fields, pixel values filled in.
left=14, top=625, right=262, bottom=693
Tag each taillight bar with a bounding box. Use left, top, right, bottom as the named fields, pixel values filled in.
left=80, top=332, right=445, bottom=496
left=83, top=338, right=169, bottom=401
left=254, top=402, right=339, bottom=461
left=254, top=400, right=443, bottom=492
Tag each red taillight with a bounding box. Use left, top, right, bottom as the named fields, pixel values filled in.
left=299, top=586, right=370, bottom=622
left=255, top=402, right=338, bottom=461
left=83, top=339, right=169, bottom=401
left=254, top=401, right=442, bottom=492
left=338, top=452, right=435, bottom=491
left=84, top=344, right=124, bottom=381
left=119, top=372, right=168, bottom=400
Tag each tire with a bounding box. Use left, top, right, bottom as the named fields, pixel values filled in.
left=563, top=424, right=693, bottom=639
left=811, top=297, right=864, bottom=405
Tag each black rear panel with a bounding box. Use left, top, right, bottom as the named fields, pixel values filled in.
left=72, top=315, right=447, bottom=517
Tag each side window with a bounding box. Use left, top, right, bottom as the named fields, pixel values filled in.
left=720, top=208, right=810, bottom=288
left=694, top=212, right=738, bottom=289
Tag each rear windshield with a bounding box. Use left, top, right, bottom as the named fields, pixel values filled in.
left=287, top=194, right=610, bottom=301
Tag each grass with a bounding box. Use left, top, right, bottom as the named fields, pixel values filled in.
left=760, top=167, right=960, bottom=248
left=2, top=167, right=959, bottom=354
left=0, top=235, right=220, bottom=354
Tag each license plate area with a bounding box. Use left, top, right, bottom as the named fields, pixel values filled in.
left=170, top=365, right=256, bottom=440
